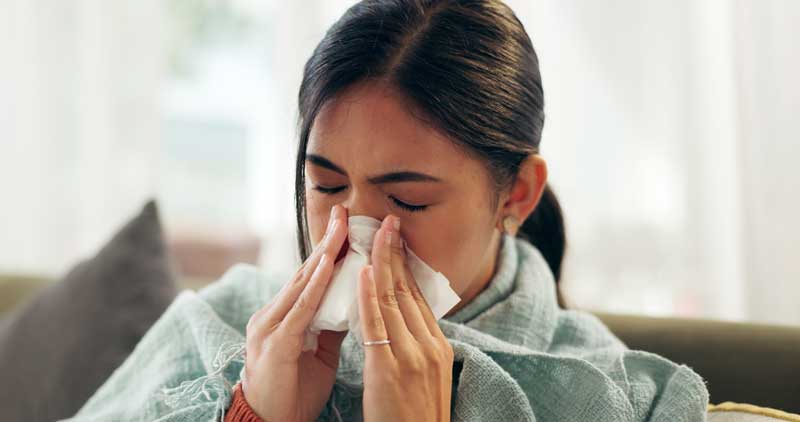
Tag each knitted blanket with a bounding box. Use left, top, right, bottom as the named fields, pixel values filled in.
left=63, top=234, right=709, bottom=421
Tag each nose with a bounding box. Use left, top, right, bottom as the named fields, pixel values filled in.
left=320, top=197, right=396, bottom=264
left=339, top=190, right=392, bottom=223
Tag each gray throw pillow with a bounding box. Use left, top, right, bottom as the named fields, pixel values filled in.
left=0, top=200, right=179, bottom=422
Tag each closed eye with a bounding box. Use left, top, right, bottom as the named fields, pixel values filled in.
left=312, top=185, right=428, bottom=212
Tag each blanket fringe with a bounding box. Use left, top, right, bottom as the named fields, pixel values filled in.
left=157, top=341, right=246, bottom=419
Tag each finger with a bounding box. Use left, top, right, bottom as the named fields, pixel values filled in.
left=249, top=204, right=348, bottom=338
left=246, top=261, right=306, bottom=331
left=389, top=222, right=431, bottom=339
left=357, top=265, right=393, bottom=360
left=370, top=215, right=414, bottom=346
left=245, top=264, right=304, bottom=346
left=281, top=253, right=335, bottom=335
left=403, top=259, right=447, bottom=340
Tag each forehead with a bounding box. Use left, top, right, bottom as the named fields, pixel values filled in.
left=307, top=82, right=473, bottom=175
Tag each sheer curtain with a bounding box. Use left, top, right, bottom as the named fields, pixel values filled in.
left=1, top=0, right=797, bottom=325
left=0, top=0, right=164, bottom=275
left=508, top=0, right=799, bottom=324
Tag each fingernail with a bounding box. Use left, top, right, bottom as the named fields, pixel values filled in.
left=385, top=229, right=392, bottom=245
left=393, top=216, right=400, bottom=231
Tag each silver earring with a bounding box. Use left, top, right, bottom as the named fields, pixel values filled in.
left=502, top=215, right=519, bottom=234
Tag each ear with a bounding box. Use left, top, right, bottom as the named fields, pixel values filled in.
left=497, top=155, right=548, bottom=235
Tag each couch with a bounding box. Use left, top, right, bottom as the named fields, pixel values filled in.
left=1, top=272, right=798, bottom=414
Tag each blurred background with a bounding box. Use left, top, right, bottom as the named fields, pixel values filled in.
left=0, top=0, right=798, bottom=326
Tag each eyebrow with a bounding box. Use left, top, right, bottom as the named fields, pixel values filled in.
left=306, top=154, right=443, bottom=184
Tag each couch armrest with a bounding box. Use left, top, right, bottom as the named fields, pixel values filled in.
left=591, top=311, right=800, bottom=413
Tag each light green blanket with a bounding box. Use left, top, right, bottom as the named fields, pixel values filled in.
left=63, top=234, right=709, bottom=421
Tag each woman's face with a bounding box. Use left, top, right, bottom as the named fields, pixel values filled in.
left=304, top=81, right=505, bottom=310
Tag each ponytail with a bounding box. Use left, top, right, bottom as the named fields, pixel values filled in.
left=516, top=184, right=568, bottom=309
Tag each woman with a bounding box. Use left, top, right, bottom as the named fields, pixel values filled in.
left=66, top=0, right=709, bottom=421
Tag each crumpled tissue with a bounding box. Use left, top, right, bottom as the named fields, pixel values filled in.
left=302, top=215, right=461, bottom=351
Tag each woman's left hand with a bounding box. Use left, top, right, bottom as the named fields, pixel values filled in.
left=357, top=214, right=454, bottom=422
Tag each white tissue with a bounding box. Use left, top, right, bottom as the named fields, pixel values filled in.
left=302, top=215, right=461, bottom=352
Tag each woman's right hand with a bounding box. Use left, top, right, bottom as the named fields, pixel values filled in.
left=242, top=204, right=349, bottom=421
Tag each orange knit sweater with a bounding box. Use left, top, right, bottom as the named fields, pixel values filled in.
left=225, top=382, right=263, bottom=422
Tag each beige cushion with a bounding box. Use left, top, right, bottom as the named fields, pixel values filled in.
left=708, top=402, right=800, bottom=421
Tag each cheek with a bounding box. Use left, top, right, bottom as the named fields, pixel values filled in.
left=436, top=231, right=493, bottom=296
left=400, top=205, right=495, bottom=295
left=305, top=190, right=334, bottom=248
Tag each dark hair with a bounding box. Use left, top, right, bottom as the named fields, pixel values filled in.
left=294, top=0, right=568, bottom=308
